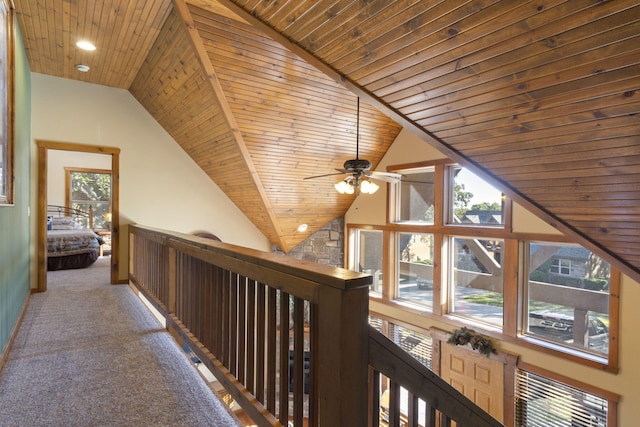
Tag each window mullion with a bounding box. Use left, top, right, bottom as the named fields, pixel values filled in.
left=432, top=233, right=443, bottom=316
left=385, top=230, right=396, bottom=301
left=503, top=238, right=518, bottom=337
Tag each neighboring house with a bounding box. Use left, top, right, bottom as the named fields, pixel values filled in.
left=460, top=209, right=503, bottom=226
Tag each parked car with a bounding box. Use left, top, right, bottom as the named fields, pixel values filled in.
left=528, top=310, right=608, bottom=352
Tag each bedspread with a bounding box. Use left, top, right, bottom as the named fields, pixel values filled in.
left=47, top=229, right=104, bottom=257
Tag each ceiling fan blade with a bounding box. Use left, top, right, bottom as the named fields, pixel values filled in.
left=366, top=170, right=403, bottom=183
left=303, top=171, right=347, bottom=180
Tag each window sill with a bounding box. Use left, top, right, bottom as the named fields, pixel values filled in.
left=516, top=334, right=613, bottom=371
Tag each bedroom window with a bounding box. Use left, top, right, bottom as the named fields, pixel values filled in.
left=550, top=258, right=573, bottom=276
left=66, top=168, right=112, bottom=230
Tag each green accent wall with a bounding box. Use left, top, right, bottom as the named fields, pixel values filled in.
left=0, top=18, right=31, bottom=354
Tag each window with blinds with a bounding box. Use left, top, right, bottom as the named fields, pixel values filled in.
left=368, top=315, right=384, bottom=333
left=516, top=369, right=607, bottom=427
left=389, top=323, right=432, bottom=370
left=367, top=316, right=433, bottom=370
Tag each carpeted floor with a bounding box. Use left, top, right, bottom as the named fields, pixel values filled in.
left=0, top=257, right=239, bottom=426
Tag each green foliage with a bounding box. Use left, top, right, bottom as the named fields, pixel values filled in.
left=464, top=291, right=503, bottom=307
left=583, top=278, right=609, bottom=291
left=422, top=205, right=435, bottom=222
left=71, top=172, right=112, bottom=229
left=529, top=270, right=548, bottom=283
left=447, top=327, right=496, bottom=357
left=470, top=202, right=502, bottom=211
left=453, top=183, right=473, bottom=218
left=548, top=275, right=582, bottom=288
left=71, top=172, right=111, bottom=201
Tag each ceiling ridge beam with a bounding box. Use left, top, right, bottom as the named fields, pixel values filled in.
left=172, top=0, right=290, bottom=252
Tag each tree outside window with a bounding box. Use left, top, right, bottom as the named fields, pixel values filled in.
left=450, top=166, right=504, bottom=226
left=66, top=169, right=112, bottom=229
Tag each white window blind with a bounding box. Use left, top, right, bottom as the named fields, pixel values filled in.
left=367, top=317, right=433, bottom=369
left=516, top=369, right=607, bottom=427
left=368, top=315, right=383, bottom=333
left=390, top=323, right=432, bottom=369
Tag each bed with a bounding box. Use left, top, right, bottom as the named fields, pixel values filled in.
left=47, top=205, right=105, bottom=271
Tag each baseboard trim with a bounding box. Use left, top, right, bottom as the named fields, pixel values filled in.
left=0, top=291, right=31, bottom=373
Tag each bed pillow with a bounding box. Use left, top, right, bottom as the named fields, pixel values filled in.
left=51, top=216, right=80, bottom=230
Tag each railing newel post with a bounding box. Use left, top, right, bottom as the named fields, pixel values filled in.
left=316, top=283, right=370, bottom=427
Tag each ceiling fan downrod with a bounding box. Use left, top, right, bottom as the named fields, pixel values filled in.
left=344, top=97, right=372, bottom=171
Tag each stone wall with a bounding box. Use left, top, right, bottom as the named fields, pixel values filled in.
left=273, top=218, right=344, bottom=268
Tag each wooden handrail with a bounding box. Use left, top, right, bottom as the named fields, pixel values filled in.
left=368, top=327, right=504, bottom=427
left=128, top=225, right=371, bottom=427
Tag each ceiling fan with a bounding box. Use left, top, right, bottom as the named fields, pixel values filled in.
left=303, top=97, right=402, bottom=195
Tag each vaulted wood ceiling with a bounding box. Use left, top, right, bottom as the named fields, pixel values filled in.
left=13, top=0, right=640, bottom=283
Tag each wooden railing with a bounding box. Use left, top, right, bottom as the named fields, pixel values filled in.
left=129, top=225, right=371, bottom=427
left=368, top=328, right=504, bottom=427
left=129, top=225, right=504, bottom=427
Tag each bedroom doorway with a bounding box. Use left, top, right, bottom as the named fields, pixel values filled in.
left=37, top=141, right=120, bottom=292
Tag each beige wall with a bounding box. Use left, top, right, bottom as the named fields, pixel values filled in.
left=47, top=150, right=112, bottom=206
left=346, top=127, right=640, bottom=424
left=30, top=73, right=271, bottom=282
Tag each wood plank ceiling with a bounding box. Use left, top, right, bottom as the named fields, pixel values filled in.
left=12, top=0, right=640, bottom=282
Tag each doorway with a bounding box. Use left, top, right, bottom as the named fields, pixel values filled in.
left=37, top=140, right=120, bottom=292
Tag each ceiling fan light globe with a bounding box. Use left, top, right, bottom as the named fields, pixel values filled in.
left=360, top=180, right=379, bottom=194
left=335, top=180, right=353, bottom=194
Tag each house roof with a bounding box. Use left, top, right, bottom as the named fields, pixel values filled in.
left=12, top=0, right=640, bottom=283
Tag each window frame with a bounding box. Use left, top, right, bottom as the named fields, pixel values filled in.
left=0, top=0, right=14, bottom=206
left=445, top=164, right=507, bottom=228
left=550, top=257, right=573, bottom=276
left=517, top=361, right=619, bottom=427
left=65, top=167, right=112, bottom=230
left=395, top=231, right=436, bottom=312
left=519, top=240, right=619, bottom=366
left=347, top=159, right=619, bottom=371
left=352, top=228, right=384, bottom=296
left=390, top=165, right=436, bottom=225
left=447, top=234, right=505, bottom=330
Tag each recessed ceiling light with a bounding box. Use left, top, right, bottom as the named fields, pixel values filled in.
left=297, top=224, right=308, bottom=232
left=75, top=64, right=90, bottom=72
left=76, top=40, right=96, bottom=51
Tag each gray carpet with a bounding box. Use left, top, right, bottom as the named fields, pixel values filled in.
left=0, top=257, right=239, bottom=426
